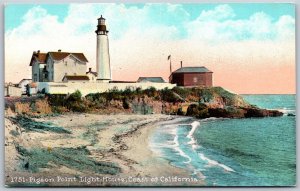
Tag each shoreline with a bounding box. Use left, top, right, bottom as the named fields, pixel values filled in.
left=5, top=113, right=204, bottom=186
left=119, top=115, right=205, bottom=186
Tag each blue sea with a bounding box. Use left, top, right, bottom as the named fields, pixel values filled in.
left=150, top=95, right=296, bottom=186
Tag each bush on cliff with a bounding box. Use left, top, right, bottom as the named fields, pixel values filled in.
left=143, top=86, right=158, bottom=98
left=172, top=87, right=192, bottom=100
left=199, top=88, right=214, bottom=103
left=186, top=103, right=209, bottom=118
left=64, top=90, right=88, bottom=112
left=160, top=88, right=181, bottom=103
left=67, top=90, right=82, bottom=102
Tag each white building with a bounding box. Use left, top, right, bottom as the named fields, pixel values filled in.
left=86, top=68, right=97, bottom=82
left=32, top=15, right=176, bottom=96
left=30, top=50, right=47, bottom=82
left=18, top=79, right=32, bottom=94
left=95, top=15, right=111, bottom=82
left=30, top=50, right=89, bottom=82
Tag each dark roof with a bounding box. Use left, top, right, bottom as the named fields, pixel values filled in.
left=30, top=51, right=88, bottom=66
left=29, top=52, right=47, bottom=66
left=172, top=67, right=212, bottom=73
left=19, top=79, right=32, bottom=84
left=49, top=52, right=89, bottom=62
left=36, top=53, right=47, bottom=63
left=86, top=71, right=98, bottom=76
left=63, top=75, right=90, bottom=81
left=137, top=77, right=165, bottom=83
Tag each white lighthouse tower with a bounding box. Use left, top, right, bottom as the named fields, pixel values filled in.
left=95, top=15, right=111, bottom=82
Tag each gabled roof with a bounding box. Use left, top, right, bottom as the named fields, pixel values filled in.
left=172, top=67, right=212, bottom=73
left=30, top=51, right=88, bottom=66
left=29, top=52, right=47, bottom=66
left=19, top=79, right=32, bottom=83
left=36, top=53, right=47, bottom=63
left=86, top=71, right=98, bottom=76
left=48, top=52, right=89, bottom=63
left=137, top=77, right=165, bottom=83
left=63, top=75, right=90, bottom=81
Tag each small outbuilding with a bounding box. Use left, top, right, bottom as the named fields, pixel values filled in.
left=86, top=68, right=98, bottom=82
left=62, top=75, right=90, bottom=83
left=169, top=66, right=213, bottom=87
left=18, top=79, right=32, bottom=94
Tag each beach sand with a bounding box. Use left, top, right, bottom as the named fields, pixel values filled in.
left=5, top=113, right=204, bottom=186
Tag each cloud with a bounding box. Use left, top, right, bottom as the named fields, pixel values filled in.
left=4, top=4, right=295, bottom=93
left=186, top=5, right=295, bottom=42
left=198, top=4, right=235, bottom=21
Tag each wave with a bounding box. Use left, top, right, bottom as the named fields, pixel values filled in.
left=199, top=153, right=235, bottom=172
left=187, top=121, right=200, bottom=150
left=276, top=108, right=295, bottom=116
left=173, top=130, right=192, bottom=163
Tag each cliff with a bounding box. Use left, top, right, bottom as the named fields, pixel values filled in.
left=5, top=86, right=283, bottom=118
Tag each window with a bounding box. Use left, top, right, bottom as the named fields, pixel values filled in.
left=193, top=77, right=198, bottom=83
left=34, top=74, right=37, bottom=82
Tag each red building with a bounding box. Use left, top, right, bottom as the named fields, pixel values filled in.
left=169, top=67, right=213, bottom=87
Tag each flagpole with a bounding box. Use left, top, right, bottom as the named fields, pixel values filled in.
left=168, top=55, right=172, bottom=74
left=170, top=58, right=172, bottom=74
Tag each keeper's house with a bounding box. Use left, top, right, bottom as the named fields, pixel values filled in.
left=169, top=66, right=213, bottom=87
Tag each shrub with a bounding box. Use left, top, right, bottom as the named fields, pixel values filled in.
left=35, top=99, right=52, bottom=114
left=199, top=88, right=214, bottom=103
left=15, top=102, right=30, bottom=114
left=172, top=86, right=192, bottom=99
left=47, top=94, right=67, bottom=107
left=160, top=88, right=179, bottom=103
left=67, top=90, right=82, bottom=102
left=143, top=86, right=157, bottom=98
left=68, top=102, right=87, bottom=112
left=105, top=88, right=123, bottom=101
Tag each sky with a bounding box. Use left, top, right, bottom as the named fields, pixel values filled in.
left=4, top=3, right=295, bottom=94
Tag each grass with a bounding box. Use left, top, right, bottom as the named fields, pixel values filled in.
left=16, top=145, right=120, bottom=175
left=10, top=115, right=71, bottom=134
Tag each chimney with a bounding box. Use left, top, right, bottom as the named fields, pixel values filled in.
left=58, top=49, right=61, bottom=52
left=180, top=61, right=183, bottom=68
left=89, top=68, right=92, bottom=72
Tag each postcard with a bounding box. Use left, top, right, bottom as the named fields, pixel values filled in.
left=4, top=3, right=296, bottom=187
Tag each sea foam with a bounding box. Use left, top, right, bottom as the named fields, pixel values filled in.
left=199, top=153, right=235, bottom=172
left=187, top=121, right=201, bottom=150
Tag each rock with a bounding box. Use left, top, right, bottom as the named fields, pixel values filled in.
left=206, top=107, right=245, bottom=118
left=244, top=108, right=283, bottom=118
left=287, top=113, right=295, bottom=116
left=186, top=103, right=209, bottom=118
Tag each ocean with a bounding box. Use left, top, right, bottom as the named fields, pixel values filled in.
left=150, top=94, right=296, bottom=186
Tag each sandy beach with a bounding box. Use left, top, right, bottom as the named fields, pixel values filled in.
left=5, top=112, right=204, bottom=186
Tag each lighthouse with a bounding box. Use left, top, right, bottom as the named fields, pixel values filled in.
left=95, top=15, right=111, bottom=82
